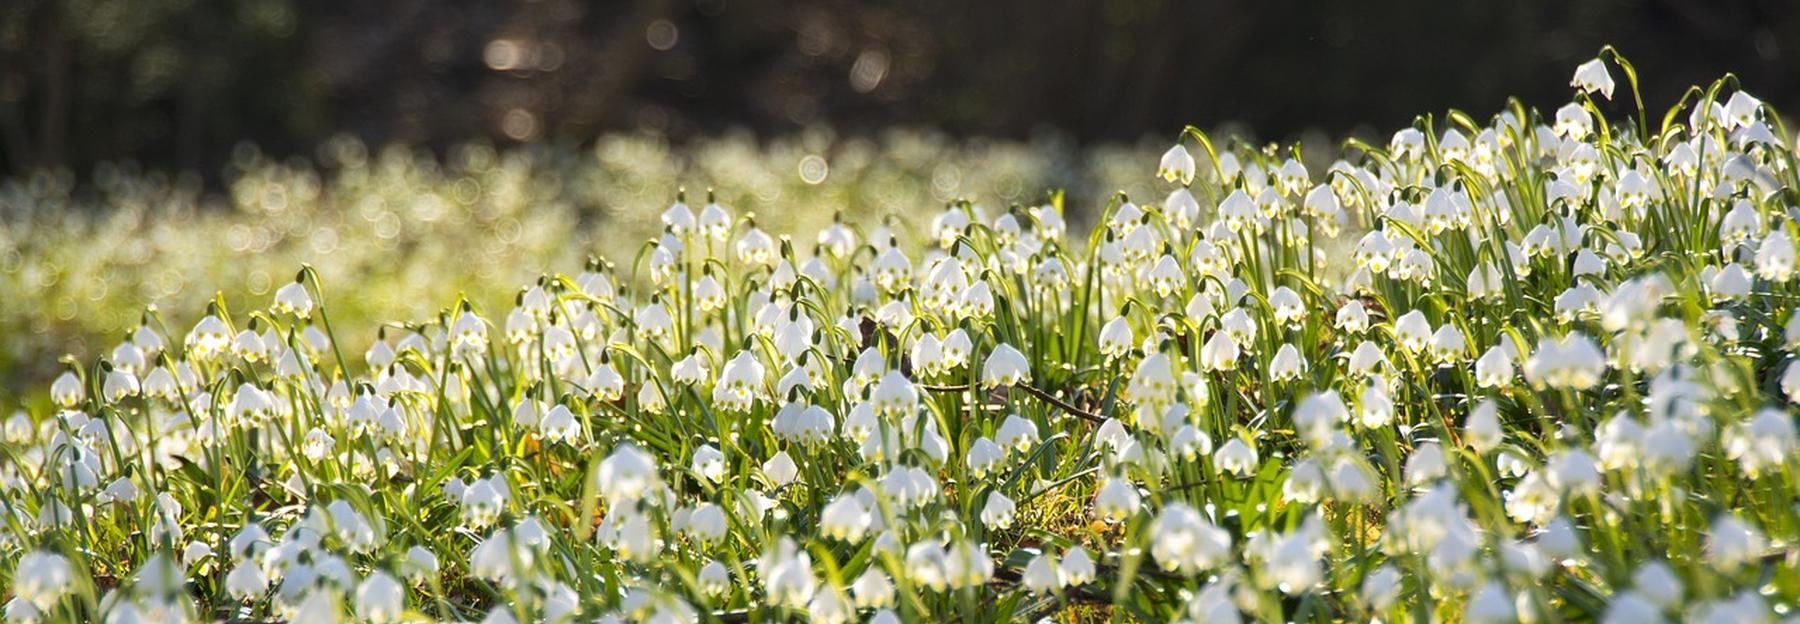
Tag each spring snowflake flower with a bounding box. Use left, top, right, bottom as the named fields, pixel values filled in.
left=540, top=404, right=580, bottom=444
left=225, top=559, right=269, bottom=600
left=1524, top=333, right=1606, bottom=390
left=597, top=444, right=660, bottom=507
left=981, top=491, right=1017, bottom=529
left=966, top=437, right=1006, bottom=478
left=1022, top=552, right=1062, bottom=594
left=1149, top=503, right=1232, bottom=574
left=1554, top=103, right=1592, bottom=139
left=761, top=450, right=800, bottom=487
left=1707, top=515, right=1765, bottom=571
left=1465, top=581, right=1518, bottom=623
left=1725, top=408, right=1796, bottom=477
left=1724, top=91, right=1763, bottom=128
left=871, top=371, right=919, bottom=417
left=13, top=551, right=73, bottom=610
left=821, top=495, right=871, bottom=542
left=1269, top=344, right=1305, bottom=382
left=1284, top=459, right=1325, bottom=503
left=982, top=344, right=1031, bottom=387
left=1571, top=58, right=1615, bottom=99
left=849, top=568, right=894, bottom=609
left=1098, top=316, right=1133, bottom=359
left=354, top=572, right=404, bottom=623
left=1292, top=391, right=1347, bottom=442
left=1641, top=418, right=1696, bottom=476
left=1049, top=547, right=1093, bottom=588
left=1756, top=228, right=1796, bottom=281
left=1127, top=352, right=1178, bottom=410
left=1359, top=565, right=1402, bottom=611
left=1093, top=477, right=1141, bottom=521
left=1215, top=438, right=1259, bottom=476
left=1158, top=144, right=1196, bottom=185
left=995, top=414, right=1040, bottom=452
left=1199, top=332, right=1239, bottom=372
left=1346, top=340, right=1389, bottom=377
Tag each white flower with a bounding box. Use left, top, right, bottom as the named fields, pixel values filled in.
left=676, top=503, right=726, bottom=545
left=1199, top=331, right=1239, bottom=372
left=584, top=361, right=624, bottom=402
left=996, top=414, right=1040, bottom=452
left=982, top=344, right=1031, bottom=388
left=1159, top=144, right=1196, bottom=185
left=1707, top=514, right=1765, bottom=571
left=1022, top=552, right=1062, bottom=594
left=1523, top=333, right=1606, bottom=390
left=1060, top=546, right=1096, bottom=586
left=1641, top=418, right=1695, bottom=476
left=1554, top=103, right=1592, bottom=139
left=1466, top=398, right=1504, bottom=453
left=1360, top=565, right=1401, bottom=610
left=598, top=444, right=661, bottom=507
left=1292, top=390, right=1348, bottom=443
left=1429, top=325, right=1466, bottom=363
left=1393, top=310, right=1431, bottom=353
left=1465, top=581, right=1517, bottom=623
left=103, top=368, right=139, bottom=401
left=1725, top=91, right=1763, bottom=128
left=1357, top=384, right=1393, bottom=429
left=821, top=495, right=871, bottom=542
left=698, top=560, right=732, bottom=596
left=225, top=559, right=268, bottom=600
left=1283, top=459, right=1325, bottom=503
left=807, top=587, right=854, bottom=624
left=1548, top=449, right=1600, bottom=494
left=981, top=491, right=1017, bottom=529
left=871, top=371, right=919, bottom=417
left=1570, top=58, right=1615, bottom=99
left=1261, top=519, right=1326, bottom=594
left=752, top=448, right=802, bottom=488
left=1269, top=344, right=1305, bottom=382
left=1093, top=477, right=1141, bottom=521
left=1725, top=408, right=1796, bottom=477
left=1756, top=229, right=1796, bottom=281
left=355, top=572, right=405, bottom=623
left=1215, top=438, right=1258, bottom=476
left=13, top=551, right=72, bottom=610
left=1474, top=343, right=1515, bottom=388
left=1346, top=340, right=1388, bottom=377
left=1269, top=287, right=1304, bottom=324
left=1335, top=301, right=1370, bottom=334
left=1170, top=425, right=1213, bottom=460
left=1406, top=442, right=1448, bottom=486
left=1098, top=316, right=1133, bottom=359
left=1149, top=503, right=1232, bottom=574
left=1127, top=352, right=1178, bottom=410
left=51, top=371, right=84, bottom=408
left=944, top=540, right=994, bottom=589
left=403, top=546, right=439, bottom=582
left=850, top=568, right=895, bottom=608
left=966, top=437, right=1006, bottom=478
left=272, top=281, right=315, bottom=317
left=691, top=444, right=727, bottom=483
left=540, top=404, right=580, bottom=444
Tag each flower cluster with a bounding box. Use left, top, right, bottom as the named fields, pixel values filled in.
left=5, top=52, right=1800, bottom=622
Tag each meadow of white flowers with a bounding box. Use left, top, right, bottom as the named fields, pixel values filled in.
left=5, top=51, right=1800, bottom=622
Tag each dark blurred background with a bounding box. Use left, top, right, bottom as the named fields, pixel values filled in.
left=2, top=0, right=1796, bottom=177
